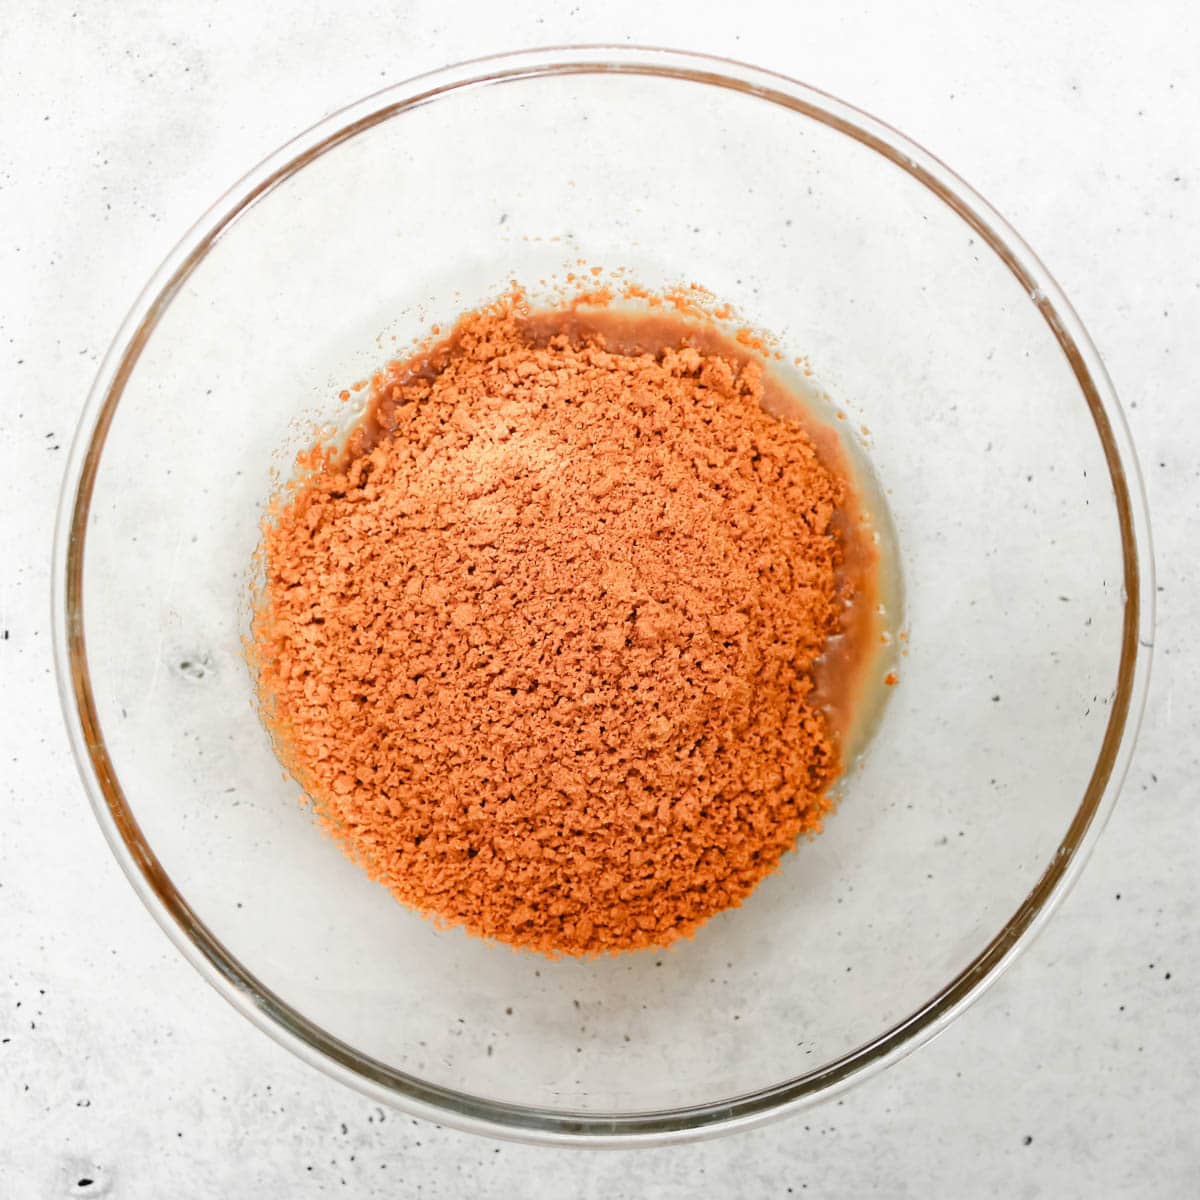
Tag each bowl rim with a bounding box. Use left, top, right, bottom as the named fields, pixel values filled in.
left=52, top=44, right=1155, bottom=1147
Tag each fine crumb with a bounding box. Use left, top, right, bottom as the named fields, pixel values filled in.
left=251, top=293, right=858, bottom=956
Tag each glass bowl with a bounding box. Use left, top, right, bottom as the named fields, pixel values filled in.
left=53, top=47, right=1153, bottom=1145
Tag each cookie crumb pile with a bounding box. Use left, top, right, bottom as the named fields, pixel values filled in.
left=252, top=297, right=848, bottom=955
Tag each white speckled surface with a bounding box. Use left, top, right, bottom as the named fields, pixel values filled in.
left=1, top=2, right=1196, bottom=1195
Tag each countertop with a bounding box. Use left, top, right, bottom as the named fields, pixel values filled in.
left=2, top=2, right=1196, bottom=1196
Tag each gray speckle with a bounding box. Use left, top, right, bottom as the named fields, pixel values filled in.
left=172, top=653, right=214, bottom=681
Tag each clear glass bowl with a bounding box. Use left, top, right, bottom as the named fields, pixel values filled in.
left=53, top=48, right=1153, bottom=1145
